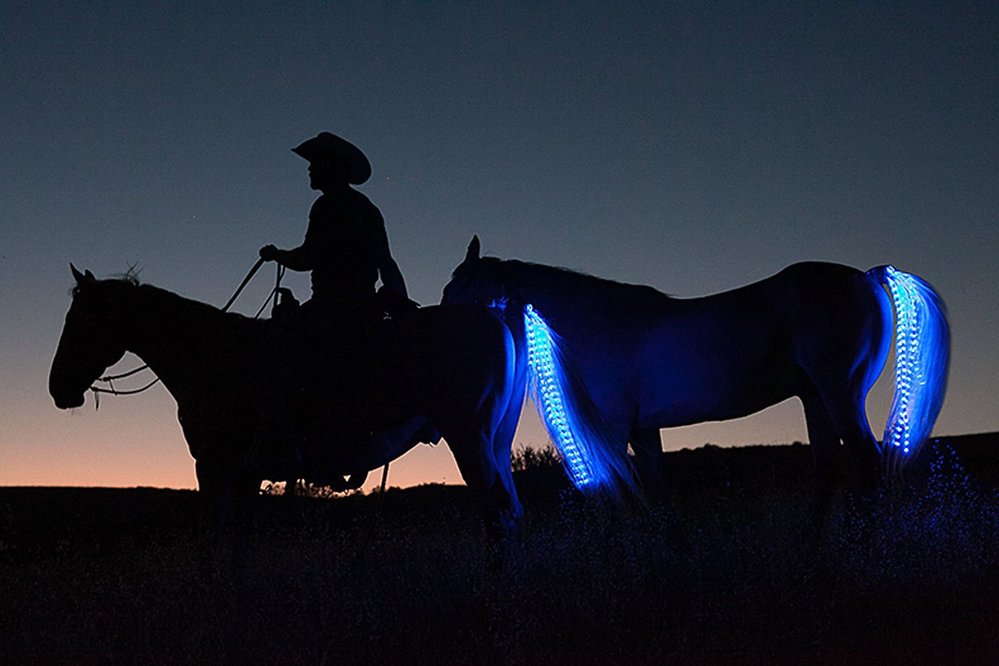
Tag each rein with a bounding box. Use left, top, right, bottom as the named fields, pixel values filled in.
left=89, top=257, right=282, bottom=406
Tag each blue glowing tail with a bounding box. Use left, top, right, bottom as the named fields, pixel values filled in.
left=872, top=266, right=950, bottom=472
left=523, top=304, right=637, bottom=498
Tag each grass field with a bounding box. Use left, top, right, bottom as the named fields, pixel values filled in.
left=2, top=434, right=999, bottom=663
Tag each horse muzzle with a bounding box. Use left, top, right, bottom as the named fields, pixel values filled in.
left=51, top=388, right=86, bottom=410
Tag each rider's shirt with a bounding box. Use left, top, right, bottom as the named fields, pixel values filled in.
left=302, top=188, right=387, bottom=307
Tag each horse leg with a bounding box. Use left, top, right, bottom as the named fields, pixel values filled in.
left=815, top=388, right=881, bottom=500
left=196, top=457, right=257, bottom=578
left=195, top=459, right=232, bottom=576
left=802, top=386, right=842, bottom=488
left=800, top=386, right=843, bottom=528
left=630, top=427, right=665, bottom=499
left=631, top=427, right=686, bottom=547
left=442, top=422, right=522, bottom=561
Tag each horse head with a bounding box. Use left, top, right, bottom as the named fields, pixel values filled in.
left=49, top=265, right=130, bottom=409
left=441, top=236, right=511, bottom=310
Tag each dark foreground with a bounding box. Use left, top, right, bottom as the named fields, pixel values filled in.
left=3, top=434, right=999, bottom=663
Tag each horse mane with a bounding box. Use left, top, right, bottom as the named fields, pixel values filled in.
left=479, top=256, right=675, bottom=315
left=75, top=273, right=262, bottom=329
left=114, top=266, right=142, bottom=286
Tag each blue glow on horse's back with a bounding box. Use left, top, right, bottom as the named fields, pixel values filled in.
left=880, top=266, right=949, bottom=468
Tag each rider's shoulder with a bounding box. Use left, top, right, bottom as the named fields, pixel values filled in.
left=308, top=192, right=344, bottom=215
left=346, top=188, right=376, bottom=207
left=342, top=188, right=382, bottom=219
left=308, top=189, right=381, bottom=222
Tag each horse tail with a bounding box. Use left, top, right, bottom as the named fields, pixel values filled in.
left=522, top=304, right=638, bottom=499
left=868, top=265, right=950, bottom=473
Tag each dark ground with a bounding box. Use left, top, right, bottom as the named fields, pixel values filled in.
left=2, top=433, right=999, bottom=664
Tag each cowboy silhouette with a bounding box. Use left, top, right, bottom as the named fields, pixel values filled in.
left=259, top=132, right=408, bottom=324
left=257, top=132, right=420, bottom=483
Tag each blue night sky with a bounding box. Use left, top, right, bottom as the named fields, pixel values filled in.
left=2, top=1, right=997, bottom=490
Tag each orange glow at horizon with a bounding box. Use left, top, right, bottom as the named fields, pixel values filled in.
left=4, top=360, right=913, bottom=492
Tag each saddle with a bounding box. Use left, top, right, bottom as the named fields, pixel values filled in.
left=257, top=285, right=424, bottom=487
left=271, top=285, right=419, bottom=326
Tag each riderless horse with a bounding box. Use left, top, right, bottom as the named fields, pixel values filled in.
left=443, top=237, right=949, bottom=501
left=49, top=266, right=524, bottom=540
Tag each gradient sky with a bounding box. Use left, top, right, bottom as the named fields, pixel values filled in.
left=2, top=1, right=997, bottom=491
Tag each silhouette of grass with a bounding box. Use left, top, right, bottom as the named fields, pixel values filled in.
left=2, top=435, right=998, bottom=662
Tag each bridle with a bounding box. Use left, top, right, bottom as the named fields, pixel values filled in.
left=89, top=257, right=284, bottom=407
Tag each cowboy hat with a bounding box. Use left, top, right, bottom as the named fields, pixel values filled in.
left=292, top=131, right=372, bottom=185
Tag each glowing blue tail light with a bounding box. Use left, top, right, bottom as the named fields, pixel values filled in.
left=885, top=266, right=919, bottom=455
left=524, top=304, right=598, bottom=489
left=881, top=265, right=949, bottom=463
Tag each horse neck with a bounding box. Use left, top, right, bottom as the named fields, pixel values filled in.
left=500, top=262, right=618, bottom=333
left=497, top=260, right=676, bottom=348
left=125, top=285, right=249, bottom=392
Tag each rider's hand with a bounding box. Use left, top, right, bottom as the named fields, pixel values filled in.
left=259, top=244, right=279, bottom=262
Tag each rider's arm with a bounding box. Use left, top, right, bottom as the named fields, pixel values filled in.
left=260, top=202, right=322, bottom=271
left=373, top=214, right=408, bottom=298
left=379, top=254, right=408, bottom=299
left=259, top=243, right=313, bottom=271
left=273, top=245, right=313, bottom=271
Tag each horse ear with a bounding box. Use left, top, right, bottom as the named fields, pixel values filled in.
left=70, top=264, right=95, bottom=286
left=465, top=235, right=481, bottom=262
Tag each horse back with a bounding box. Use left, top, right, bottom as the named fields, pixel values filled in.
left=626, top=262, right=886, bottom=425
left=341, top=304, right=517, bottom=426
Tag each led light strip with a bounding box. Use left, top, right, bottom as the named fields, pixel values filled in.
left=524, top=304, right=596, bottom=488
left=884, top=265, right=922, bottom=455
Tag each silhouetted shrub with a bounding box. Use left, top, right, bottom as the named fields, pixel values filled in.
left=511, top=443, right=561, bottom=473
